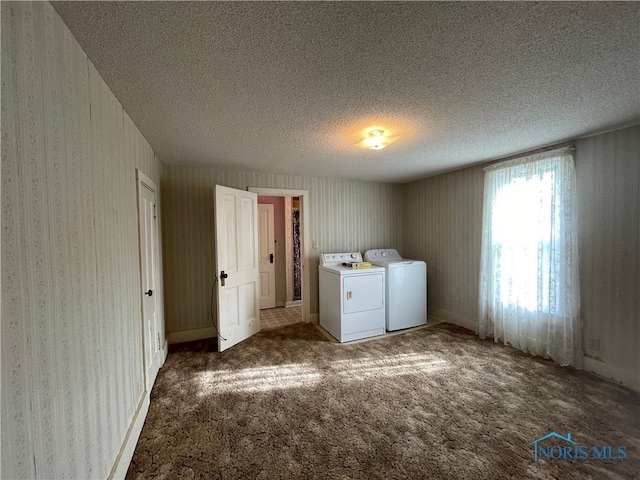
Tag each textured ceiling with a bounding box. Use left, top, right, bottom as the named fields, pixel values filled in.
left=52, top=2, right=639, bottom=183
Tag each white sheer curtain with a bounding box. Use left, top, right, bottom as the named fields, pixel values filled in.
left=478, top=147, right=581, bottom=367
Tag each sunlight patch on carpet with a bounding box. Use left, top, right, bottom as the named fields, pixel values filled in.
left=197, top=363, right=322, bottom=394
left=332, top=353, right=448, bottom=378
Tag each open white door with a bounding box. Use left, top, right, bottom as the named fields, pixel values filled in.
left=214, top=185, right=261, bottom=352
left=137, top=171, right=164, bottom=390
left=258, top=203, right=276, bottom=309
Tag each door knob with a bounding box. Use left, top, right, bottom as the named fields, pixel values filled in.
left=220, top=271, right=228, bottom=286
left=144, top=289, right=153, bottom=296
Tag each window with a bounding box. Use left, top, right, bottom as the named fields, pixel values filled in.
left=478, top=147, right=581, bottom=367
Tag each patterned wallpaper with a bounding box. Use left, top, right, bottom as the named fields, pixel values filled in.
left=403, top=164, right=485, bottom=331
left=576, top=126, right=639, bottom=377
left=1, top=2, right=164, bottom=478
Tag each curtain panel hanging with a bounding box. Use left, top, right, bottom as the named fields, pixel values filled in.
left=478, top=147, right=582, bottom=367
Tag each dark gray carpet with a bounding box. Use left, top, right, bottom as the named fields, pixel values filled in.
left=126, top=322, right=640, bottom=479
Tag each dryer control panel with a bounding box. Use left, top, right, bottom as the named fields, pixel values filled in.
left=321, top=252, right=362, bottom=266
left=363, top=249, right=402, bottom=261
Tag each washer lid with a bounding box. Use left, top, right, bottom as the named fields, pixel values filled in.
left=369, top=259, right=426, bottom=268
left=363, top=249, right=402, bottom=262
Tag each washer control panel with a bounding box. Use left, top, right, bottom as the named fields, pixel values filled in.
left=321, top=252, right=362, bottom=265
left=363, top=249, right=402, bottom=261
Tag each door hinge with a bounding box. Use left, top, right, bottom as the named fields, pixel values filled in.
left=153, top=204, right=157, bottom=219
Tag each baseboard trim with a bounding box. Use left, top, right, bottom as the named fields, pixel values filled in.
left=109, top=391, right=150, bottom=480
left=583, top=356, right=639, bottom=392
left=285, top=300, right=302, bottom=307
left=168, top=327, right=215, bottom=344
left=427, top=307, right=477, bottom=332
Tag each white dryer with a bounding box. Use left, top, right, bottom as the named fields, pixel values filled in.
left=364, top=249, right=427, bottom=331
left=319, top=252, right=386, bottom=343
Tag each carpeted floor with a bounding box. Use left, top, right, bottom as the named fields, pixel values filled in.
left=126, top=322, right=640, bottom=479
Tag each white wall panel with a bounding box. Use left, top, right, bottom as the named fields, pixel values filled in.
left=161, top=166, right=404, bottom=333
left=1, top=2, right=163, bottom=478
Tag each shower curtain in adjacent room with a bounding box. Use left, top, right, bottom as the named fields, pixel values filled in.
left=292, top=208, right=301, bottom=301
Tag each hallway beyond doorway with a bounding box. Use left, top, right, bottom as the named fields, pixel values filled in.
left=260, top=306, right=302, bottom=330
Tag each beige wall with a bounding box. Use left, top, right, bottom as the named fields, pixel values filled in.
left=576, top=126, right=639, bottom=387
left=1, top=2, right=164, bottom=478
left=403, top=164, right=485, bottom=331
left=404, top=125, right=640, bottom=389
left=258, top=196, right=286, bottom=236
left=161, top=166, right=404, bottom=334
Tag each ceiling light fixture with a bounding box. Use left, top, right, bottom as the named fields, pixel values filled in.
left=355, top=129, right=399, bottom=150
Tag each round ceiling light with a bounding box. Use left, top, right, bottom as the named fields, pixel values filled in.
left=355, top=129, right=399, bottom=150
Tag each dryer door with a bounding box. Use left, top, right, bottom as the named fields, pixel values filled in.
left=342, top=273, right=384, bottom=314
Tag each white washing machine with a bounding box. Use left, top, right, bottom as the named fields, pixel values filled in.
left=319, top=252, right=386, bottom=343
left=364, top=249, right=427, bottom=331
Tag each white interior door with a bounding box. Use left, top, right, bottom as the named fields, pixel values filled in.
left=258, top=203, right=276, bottom=309
left=137, top=172, right=163, bottom=390
left=215, top=185, right=261, bottom=351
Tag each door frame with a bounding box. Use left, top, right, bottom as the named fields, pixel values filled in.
left=248, top=187, right=311, bottom=324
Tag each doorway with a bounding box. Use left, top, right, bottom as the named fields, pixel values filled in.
left=249, top=187, right=311, bottom=324
left=257, top=195, right=302, bottom=310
